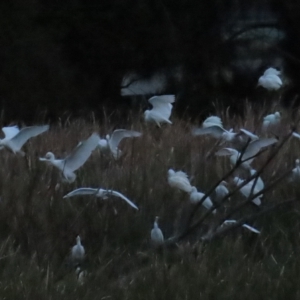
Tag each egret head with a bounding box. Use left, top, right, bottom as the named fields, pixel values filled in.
left=44, top=152, right=55, bottom=160
left=274, top=112, right=280, bottom=118
left=168, top=169, right=175, bottom=176
left=105, top=134, right=110, bottom=141
left=76, top=236, right=81, bottom=244
left=296, top=159, right=300, bottom=165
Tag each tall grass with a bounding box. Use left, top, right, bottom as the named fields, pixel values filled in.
left=0, top=105, right=299, bottom=299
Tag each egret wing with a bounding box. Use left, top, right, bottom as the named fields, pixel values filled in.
left=239, top=128, right=258, bottom=141
left=10, top=125, right=49, bottom=150
left=63, top=188, right=98, bottom=198
left=192, top=125, right=225, bottom=138
left=148, top=95, right=175, bottom=119
left=109, top=129, right=142, bottom=150
left=203, top=116, right=223, bottom=128
left=215, top=148, right=237, bottom=156
left=104, top=190, right=139, bottom=210
left=243, top=138, right=277, bottom=162
left=264, top=67, right=280, bottom=76
left=242, top=224, right=260, bottom=234
left=64, top=133, right=100, bottom=172
left=2, top=126, right=20, bottom=139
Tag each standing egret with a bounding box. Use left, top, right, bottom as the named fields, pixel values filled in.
left=189, top=186, right=216, bottom=213
left=233, top=177, right=262, bottom=206
left=39, top=133, right=100, bottom=183
left=0, top=125, right=49, bottom=155
left=63, top=187, right=138, bottom=210
left=151, top=216, right=164, bottom=247
left=98, top=129, right=142, bottom=159
left=168, top=169, right=192, bottom=193
left=71, top=236, right=85, bottom=265
left=262, top=112, right=281, bottom=131
left=144, top=95, right=175, bottom=127
left=290, top=159, right=300, bottom=182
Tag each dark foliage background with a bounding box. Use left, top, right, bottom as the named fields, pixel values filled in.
left=1, top=0, right=300, bottom=122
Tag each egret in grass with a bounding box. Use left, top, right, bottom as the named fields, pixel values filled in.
left=144, top=95, right=175, bottom=127
left=168, top=169, right=192, bottom=193
left=151, top=216, right=164, bottom=247
left=189, top=186, right=216, bottom=213
left=214, top=181, right=229, bottom=203
left=98, top=129, right=142, bottom=159
left=0, top=125, right=49, bottom=155
left=290, top=159, right=300, bottom=182
left=63, top=187, right=139, bottom=210
left=216, top=138, right=277, bottom=170
left=39, top=133, right=100, bottom=183
left=222, top=220, right=260, bottom=234
left=233, top=177, right=262, bottom=206
left=262, top=112, right=281, bottom=131
left=71, top=236, right=85, bottom=265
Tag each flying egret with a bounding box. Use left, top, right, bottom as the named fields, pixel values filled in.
left=144, top=95, right=175, bottom=127
left=192, top=116, right=258, bottom=144
left=233, top=177, right=262, bottom=206
left=222, top=220, right=260, bottom=234
left=71, top=236, right=85, bottom=265
left=189, top=186, right=216, bottom=213
left=151, top=216, right=164, bottom=247
left=262, top=112, right=281, bottom=131
left=63, top=187, right=138, bottom=210
left=214, top=181, right=229, bottom=203
left=258, top=73, right=282, bottom=90
left=0, top=125, right=49, bottom=155
left=98, top=129, right=142, bottom=159
left=39, top=133, right=100, bottom=183
left=168, top=169, right=192, bottom=193
left=215, top=138, right=277, bottom=169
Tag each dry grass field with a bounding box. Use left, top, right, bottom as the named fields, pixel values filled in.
left=0, top=103, right=300, bottom=299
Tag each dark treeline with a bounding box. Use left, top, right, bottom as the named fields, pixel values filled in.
left=0, top=0, right=300, bottom=123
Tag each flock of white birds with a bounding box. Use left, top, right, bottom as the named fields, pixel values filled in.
left=1, top=67, right=297, bottom=270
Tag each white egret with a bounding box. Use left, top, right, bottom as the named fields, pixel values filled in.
left=144, top=95, right=175, bottom=126
left=249, top=169, right=264, bottom=191
left=0, top=125, right=49, bottom=155
left=290, top=159, right=300, bottom=182
left=216, top=138, right=277, bottom=169
left=192, top=116, right=258, bottom=144
left=75, top=267, right=87, bottom=285
left=168, top=169, right=192, bottom=193
left=63, top=187, right=138, bottom=210
left=263, top=67, right=281, bottom=76
left=233, top=177, right=262, bottom=206
left=262, top=112, right=281, bottom=131
left=98, top=129, right=142, bottom=159
left=71, top=236, right=85, bottom=265
left=222, top=220, right=260, bottom=234
left=292, top=132, right=300, bottom=140
left=214, top=181, right=229, bottom=203
left=258, top=73, right=282, bottom=90
left=39, top=133, right=100, bottom=183
left=189, top=186, right=216, bottom=213
left=151, top=216, right=164, bottom=247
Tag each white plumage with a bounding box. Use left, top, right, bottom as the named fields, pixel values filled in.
left=222, top=220, right=260, bottom=234
left=98, top=129, right=142, bottom=159
left=168, top=169, right=192, bottom=193
left=63, top=187, right=138, bottom=210
left=71, top=236, right=85, bottom=264
left=144, top=95, right=175, bottom=126
left=151, top=216, right=164, bottom=247
left=233, top=176, right=263, bottom=206
left=262, top=112, right=281, bottom=131
left=214, top=181, right=229, bottom=203
left=0, top=125, right=49, bottom=155
left=215, top=138, right=277, bottom=169
left=258, top=69, right=282, bottom=90
left=189, top=186, right=216, bottom=213
left=39, top=133, right=100, bottom=183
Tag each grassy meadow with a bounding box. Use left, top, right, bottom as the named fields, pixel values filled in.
left=0, top=103, right=300, bottom=299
